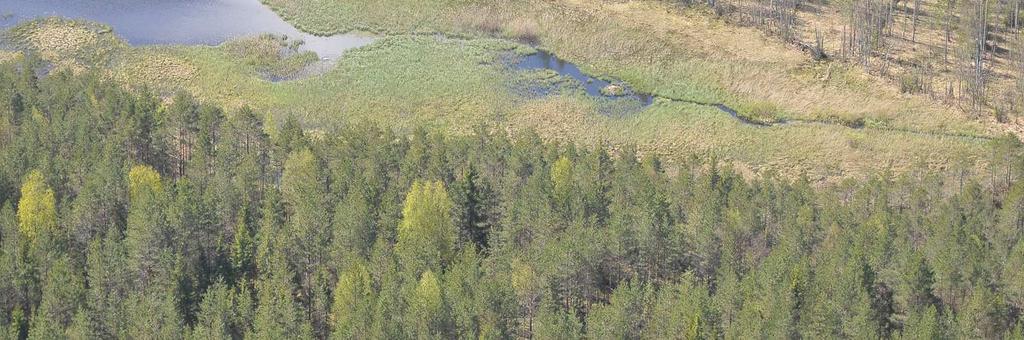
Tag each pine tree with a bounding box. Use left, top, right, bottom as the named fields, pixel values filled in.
left=331, top=191, right=375, bottom=261
left=124, top=290, right=183, bottom=340
left=408, top=270, right=445, bottom=339
left=331, top=260, right=374, bottom=339
left=550, top=156, right=574, bottom=216
left=532, top=297, right=582, bottom=339
left=280, top=149, right=331, bottom=287
left=251, top=255, right=311, bottom=340
left=124, top=165, right=171, bottom=288
left=192, top=282, right=235, bottom=340
left=231, top=211, right=254, bottom=282
left=452, top=166, right=493, bottom=251
left=27, top=257, right=84, bottom=339
left=902, top=305, right=943, bottom=340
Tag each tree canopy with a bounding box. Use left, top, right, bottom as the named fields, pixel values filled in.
left=0, top=59, right=1023, bottom=339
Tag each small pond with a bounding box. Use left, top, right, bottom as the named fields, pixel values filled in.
left=0, top=0, right=374, bottom=60
left=2, top=1, right=776, bottom=125
left=510, top=51, right=773, bottom=125
left=514, top=50, right=654, bottom=107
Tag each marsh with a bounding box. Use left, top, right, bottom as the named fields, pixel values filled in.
left=0, top=0, right=374, bottom=59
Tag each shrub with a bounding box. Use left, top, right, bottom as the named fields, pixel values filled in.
left=503, top=18, right=540, bottom=45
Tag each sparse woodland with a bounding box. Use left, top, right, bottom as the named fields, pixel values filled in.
left=4, top=52, right=1024, bottom=339
left=687, top=0, right=1024, bottom=120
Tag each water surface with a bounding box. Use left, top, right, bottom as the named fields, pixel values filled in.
left=514, top=50, right=654, bottom=106
left=0, top=0, right=374, bottom=59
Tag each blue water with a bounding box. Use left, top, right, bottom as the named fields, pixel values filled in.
left=0, top=0, right=374, bottom=60
left=515, top=50, right=654, bottom=106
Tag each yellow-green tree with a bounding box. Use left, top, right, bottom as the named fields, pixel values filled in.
left=128, top=165, right=163, bottom=202
left=408, top=270, right=444, bottom=338
left=125, top=165, right=168, bottom=287
left=331, top=261, right=374, bottom=339
left=17, top=170, right=56, bottom=243
left=396, top=181, right=455, bottom=274
left=550, top=156, right=574, bottom=210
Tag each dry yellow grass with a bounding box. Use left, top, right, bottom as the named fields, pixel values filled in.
left=7, top=18, right=125, bottom=74
left=25, top=22, right=98, bottom=61
left=730, top=0, right=1022, bottom=127
left=113, top=52, right=199, bottom=93
left=257, top=0, right=1015, bottom=133
left=387, top=0, right=989, bottom=136
left=548, top=0, right=987, bottom=132
left=7, top=15, right=1000, bottom=182
left=0, top=50, right=21, bottom=64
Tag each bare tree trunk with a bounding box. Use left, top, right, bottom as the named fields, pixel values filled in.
left=944, top=0, right=954, bottom=67
left=972, top=0, right=988, bottom=111
left=1015, top=0, right=1020, bottom=30
left=912, top=0, right=921, bottom=42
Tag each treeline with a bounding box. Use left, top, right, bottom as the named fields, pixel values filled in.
left=682, top=0, right=1024, bottom=118
left=3, top=61, right=1024, bottom=339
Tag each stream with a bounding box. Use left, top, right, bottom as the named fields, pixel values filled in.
left=2, top=1, right=986, bottom=140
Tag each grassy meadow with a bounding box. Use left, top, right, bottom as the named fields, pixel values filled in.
left=0, top=14, right=1002, bottom=182
left=262, top=0, right=993, bottom=134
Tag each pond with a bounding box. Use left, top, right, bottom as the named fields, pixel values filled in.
left=514, top=50, right=654, bottom=107
left=0, top=0, right=375, bottom=60
left=510, top=51, right=774, bottom=123
left=2, top=1, right=772, bottom=125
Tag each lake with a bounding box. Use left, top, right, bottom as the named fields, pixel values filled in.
left=0, top=0, right=375, bottom=60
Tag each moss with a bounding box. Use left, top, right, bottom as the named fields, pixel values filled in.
left=5, top=18, right=125, bottom=70
left=0, top=50, right=22, bottom=64
left=600, top=84, right=626, bottom=97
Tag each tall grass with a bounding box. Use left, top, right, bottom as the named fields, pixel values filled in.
left=8, top=16, right=997, bottom=180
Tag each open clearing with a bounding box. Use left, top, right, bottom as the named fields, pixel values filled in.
left=1, top=8, right=1005, bottom=182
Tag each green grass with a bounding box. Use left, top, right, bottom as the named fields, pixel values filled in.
left=222, top=34, right=319, bottom=80
left=262, top=0, right=992, bottom=134
left=260, top=0, right=458, bottom=36
left=3, top=17, right=999, bottom=181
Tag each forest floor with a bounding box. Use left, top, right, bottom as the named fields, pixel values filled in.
left=726, top=0, right=1024, bottom=132
left=0, top=1, right=1009, bottom=183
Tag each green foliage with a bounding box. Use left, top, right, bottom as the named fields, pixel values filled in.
left=550, top=156, right=574, bottom=213
left=452, top=166, right=494, bottom=250
left=0, top=67, right=1021, bottom=339
left=124, top=165, right=173, bottom=289
left=647, top=273, right=715, bottom=339
left=231, top=213, right=254, bottom=282
left=128, top=165, right=163, bottom=202
left=331, top=261, right=374, bottom=339
left=191, top=282, right=237, bottom=340
left=280, top=149, right=331, bottom=275
left=408, top=270, right=445, bottom=338
left=586, top=280, right=653, bottom=339
left=331, top=192, right=376, bottom=260
left=16, top=170, right=56, bottom=243
left=396, top=181, right=456, bottom=274
left=27, top=257, right=84, bottom=339
left=902, top=305, right=943, bottom=340
left=533, top=297, right=583, bottom=339
left=124, top=291, right=183, bottom=340
left=252, top=256, right=312, bottom=340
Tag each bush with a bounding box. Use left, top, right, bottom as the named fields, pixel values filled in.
left=898, top=68, right=927, bottom=94
left=503, top=18, right=540, bottom=45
